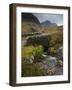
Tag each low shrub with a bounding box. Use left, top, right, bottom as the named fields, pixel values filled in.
left=48, top=32, right=63, bottom=55
left=33, top=45, right=44, bottom=62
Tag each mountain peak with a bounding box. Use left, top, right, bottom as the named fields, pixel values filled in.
left=41, top=20, right=57, bottom=27
left=42, top=20, right=51, bottom=24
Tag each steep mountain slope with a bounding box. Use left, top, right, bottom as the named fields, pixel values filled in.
left=22, top=13, right=41, bottom=33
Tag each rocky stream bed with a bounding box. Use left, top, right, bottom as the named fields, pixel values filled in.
left=28, top=46, right=63, bottom=76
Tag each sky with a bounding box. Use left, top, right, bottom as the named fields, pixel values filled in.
left=33, top=13, right=63, bottom=26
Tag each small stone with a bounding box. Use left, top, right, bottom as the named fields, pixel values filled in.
left=42, top=54, right=47, bottom=58
left=59, top=60, right=63, bottom=66
left=47, top=67, right=56, bottom=75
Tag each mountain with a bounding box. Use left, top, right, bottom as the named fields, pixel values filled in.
left=22, top=13, right=41, bottom=33
left=22, top=13, right=40, bottom=25
left=41, top=20, right=57, bottom=27
left=40, top=20, right=58, bottom=33
left=22, top=13, right=61, bottom=34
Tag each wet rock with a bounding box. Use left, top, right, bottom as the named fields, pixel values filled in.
left=42, top=56, right=57, bottom=67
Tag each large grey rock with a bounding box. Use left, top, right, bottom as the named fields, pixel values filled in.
left=39, top=56, right=57, bottom=75
left=35, top=55, right=63, bottom=75
left=42, top=56, right=57, bottom=67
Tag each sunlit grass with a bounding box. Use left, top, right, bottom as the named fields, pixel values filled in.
left=22, top=46, right=34, bottom=59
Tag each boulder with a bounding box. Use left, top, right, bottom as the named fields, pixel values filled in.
left=41, top=56, right=57, bottom=75
left=42, top=56, right=57, bottom=67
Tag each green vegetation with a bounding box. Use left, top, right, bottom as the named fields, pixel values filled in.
left=41, top=26, right=58, bottom=34
left=22, top=46, right=34, bottom=59
left=22, top=45, right=44, bottom=63
left=48, top=32, right=63, bottom=55
left=33, top=45, right=44, bottom=62
left=22, top=63, right=44, bottom=77
left=22, top=45, right=44, bottom=77
left=22, top=22, right=40, bottom=33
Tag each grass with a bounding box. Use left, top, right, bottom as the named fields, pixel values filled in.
left=22, top=63, right=44, bottom=77
left=22, top=45, right=44, bottom=77
left=22, top=45, right=34, bottom=59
